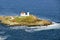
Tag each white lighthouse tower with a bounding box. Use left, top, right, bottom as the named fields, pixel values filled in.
left=27, top=12, right=29, bottom=16
left=20, top=12, right=30, bottom=16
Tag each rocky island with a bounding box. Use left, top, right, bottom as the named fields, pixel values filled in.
left=0, top=12, right=52, bottom=27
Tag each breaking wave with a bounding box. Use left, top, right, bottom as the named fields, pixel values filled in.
left=0, top=35, right=10, bottom=40
left=9, top=22, right=60, bottom=32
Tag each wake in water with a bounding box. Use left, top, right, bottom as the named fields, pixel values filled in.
left=9, top=22, right=60, bottom=32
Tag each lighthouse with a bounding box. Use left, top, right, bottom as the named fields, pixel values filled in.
left=20, top=12, right=30, bottom=16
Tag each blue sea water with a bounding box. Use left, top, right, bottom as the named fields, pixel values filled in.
left=0, top=0, right=60, bottom=40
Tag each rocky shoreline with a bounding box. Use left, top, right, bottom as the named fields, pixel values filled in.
left=0, top=15, right=52, bottom=27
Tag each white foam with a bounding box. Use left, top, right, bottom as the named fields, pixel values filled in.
left=10, top=26, right=26, bottom=30
left=9, top=22, right=60, bottom=32
left=25, top=23, right=60, bottom=32
left=0, top=36, right=8, bottom=40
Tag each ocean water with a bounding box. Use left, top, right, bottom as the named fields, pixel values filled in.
left=0, top=0, right=60, bottom=40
